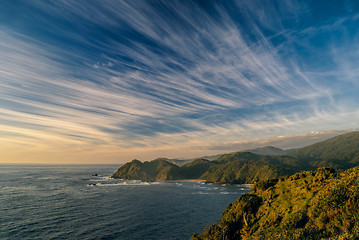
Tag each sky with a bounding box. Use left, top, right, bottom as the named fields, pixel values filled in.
left=1, top=0, right=359, bottom=164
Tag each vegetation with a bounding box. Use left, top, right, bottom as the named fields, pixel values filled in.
left=192, top=166, right=359, bottom=239
left=200, top=160, right=284, bottom=184
left=288, top=131, right=359, bottom=169
left=156, top=157, right=192, bottom=166
left=111, top=156, right=291, bottom=183
left=245, top=146, right=292, bottom=156
left=201, top=151, right=303, bottom=183
left=180, top=159, right=214, bottom=179
left=112, top=132, right=359, bottom=184
left=111, top=159, right=181, bottom=181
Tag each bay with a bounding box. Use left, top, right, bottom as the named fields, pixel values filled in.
left=0, top=165, right=251, bottom=240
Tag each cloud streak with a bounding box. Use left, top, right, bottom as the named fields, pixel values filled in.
left=1, top=0, right=359, bottom=163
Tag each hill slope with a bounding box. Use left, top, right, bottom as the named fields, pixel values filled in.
left=246, top=146, right=292, bottom=156
left=288, top=131, right=359, bottom=169
left=112, top=159, right=180, bottom=181
left=200, top=152, right=301, bottom=183
left=112, top=158, right=215, bottom=181
left=179, top=159, right=214, bottom=179
left=192, top=166, right=359, bottom=239
left=158, top=158, right=192, bottom=166
left=200, top=160, right=282, bottom=184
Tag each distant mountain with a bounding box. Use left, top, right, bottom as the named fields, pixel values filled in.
left=201, top=146, right=293, bottom=160
left=112, top=132, right=359, bottom=184
left=288, top=131, right=359, bottom=169
left=152, top=157, right=192, bottom=166
left=245, top=146, right=293, bottom=156
left=192, top=166, right=359, bottom=239
left=214, top=151, right=304, bottom=169
left=201, top=154, right=223, bottom=161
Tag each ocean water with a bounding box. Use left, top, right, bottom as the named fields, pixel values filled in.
left=0, top=165, right=251, bottom=240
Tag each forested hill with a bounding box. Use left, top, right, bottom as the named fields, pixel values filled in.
left=288, top=131, right=359, bottom=169
left=245, top=146, right=292, bottom=156
left=111, top=159, right=181, bottom=181
left=192, top=166, right=359, bottom=239
left=112, top=154, right=298, bottom=183
left=112, top=132, right=359, bottom=184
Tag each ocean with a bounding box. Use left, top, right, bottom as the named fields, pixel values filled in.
left=0, top=165, right=251, bottom=240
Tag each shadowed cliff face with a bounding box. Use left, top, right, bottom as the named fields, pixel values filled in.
left=192, top=166, right=359, bottom=240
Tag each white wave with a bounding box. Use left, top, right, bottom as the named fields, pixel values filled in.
left=88, top=176, right=113, bottom=182
left=87, top=180, right=160, bottom=187
left=1, top=186, right=37, bottom=191
left=97, top=176, right=112, bottom=180
left=220, top=192, right=237, bottom=195
left=241, top=184, right=254, bottom=187
left=37, top=176, right=58, bottom=180
left=192, top=191, right=213, bottom=195
left=21, top=176, right=33, bottom=179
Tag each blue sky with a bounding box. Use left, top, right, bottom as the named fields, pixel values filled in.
left=1, top=0, right=359, bottom=163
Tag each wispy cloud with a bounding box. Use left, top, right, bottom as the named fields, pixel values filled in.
left=0, top=0, right=358, bottom=163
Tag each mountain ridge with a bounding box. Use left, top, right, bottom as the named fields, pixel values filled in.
left=244, top=146, right=294, bottom=156
left=112, top=132, right=359, bottom=184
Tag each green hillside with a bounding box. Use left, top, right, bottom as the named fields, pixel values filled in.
left=200, top=153, right=301, bottom=184
left=213, top=151, right=302, bottom=169
left=179, top=159, right=214, bottom=179
left=199, top=160, right=282, bottom=184
left=192, top=166, right=359, bottom=240
left=288, top=131, right=359, bottom=169
left=245, top=146, right=292, bottom=156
